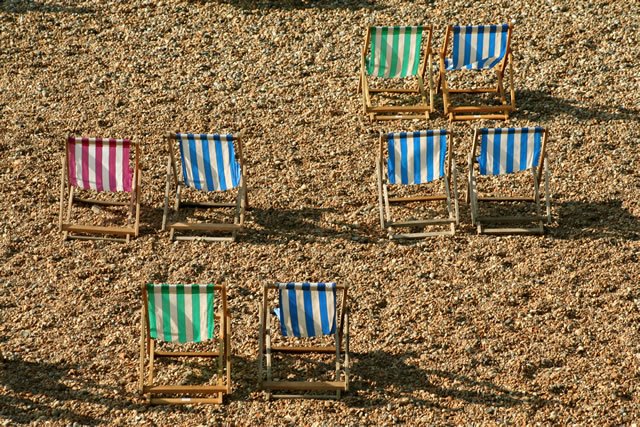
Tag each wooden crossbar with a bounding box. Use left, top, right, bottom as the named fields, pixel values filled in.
left=390, top=229, right=454, bottom=239
left=150, top=396, right=222, bottom=405
left=262, top=381, right=346, bottom=392
left=271, top=346, right=337, bottom=354
left=61, top=224, right=135, bottom=236
left=478, top=225, right=544, bottom=235
left=476, top=215, right=547, bottom=223
left=154, top=350, right=220, bottom=358
left=72, top=197, right=130, bottom=206
left=449, top=105, right=514, bottom=113
left=388, top=218, right=454, bottom=227
left=368, top=105, right=431, bottom=113
left=478, top=196, right=534, bottom=202
left=447, top=88, right=499, bottom=94
left=144, top=385, right=228, bottom=394
left=389, top=195, right=448, bottom=203
left=368, top=88, right=420, bottom=94
left=170, top=222, right=241, bottom=231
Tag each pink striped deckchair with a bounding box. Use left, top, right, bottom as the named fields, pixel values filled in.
left=59, top=136, right=141, bottom=242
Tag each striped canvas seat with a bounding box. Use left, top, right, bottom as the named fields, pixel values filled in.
left=445, top=24, right=509, bottom=70
left=467, top=126, right=551, bottom=234
left=476, top=127, right=543, bottom=176
left=145, top=283, right=215, bottom=343
left=259, top=282, right=349, bottom=399
left=387, top=130, right=447, bottom=185
left=176, top=133, right=241, bottom=192
left=140, top=283, right=231, bottom=404
left=66, top=137, right=133, bottom=192
left=276, top=282, right=337, bottom=338
left=366, top=26, right=424, bottom=78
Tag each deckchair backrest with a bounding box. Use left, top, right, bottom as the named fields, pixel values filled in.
left=277, top=282, right=337, bottom=338
left=447, top=24, right=509, bottom=70
left=66, top=137, right=132, bottom=192
left=477, top=127, right=544, bottom=176
left=175, top=133, right=241, bottom=191
left=387, top=130, right=447, bottom=185
left=366, top=26, right=424, bottom=78
left=145, top=283, right=215, bottom=343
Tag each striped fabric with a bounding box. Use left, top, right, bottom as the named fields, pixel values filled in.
left=387, top=130, right=447, bottom=185
left=367, top=26, right=423, bottom=78
left=276, top=282, right=337, bottom=338
left=146, top=283, right=215, bottom=343
left=445, top=24, right=509, bottom=70
left=176, top=133, right=241, bottom=192
left=477, top=127, right=544, bottom=176
left=66, top=137, right=132, bottom=192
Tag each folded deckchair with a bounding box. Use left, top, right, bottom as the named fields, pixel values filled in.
left=58, top=136, right=141, bottom=242
left=438, top=24, right=515, bottom=121
left=377, top=130, right=459, bottom=238
left=163, top=132, right=247, bottom=242
left=359, top=25, right=435, bottom=121
left=468, top=127, right=551, bottom=234
left=139, top=283, right=231, bottom=404
left=258, top=282, right=349, bottom=400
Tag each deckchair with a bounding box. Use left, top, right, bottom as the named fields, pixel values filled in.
left=258, top=282, right=349, bottom=400
left=359, top=25, right=435, bottom=121
left=467, top=127, right=551, bottom=234
left=139, top=283, right=231, bottom=404
left=377, top=130, right=459, bottom=239
left=438, top=24, right=515, bottom=121
left=163, top=132, right=248, bottom=242
left=58, top=136, right=141, bottom=242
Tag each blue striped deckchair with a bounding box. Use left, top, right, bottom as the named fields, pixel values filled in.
left=258, top=282, right=350, bottom=400
left=359, top=25, right=434, bottom=121
left=163, top=132, right=248, bottom=242
left=468, top=127, right=551, bottom=234
left=377, top=130, right=459, bottom=239
left=140, top=283, right=231, bottom=404
left=438, top=24, right=516, bottom=121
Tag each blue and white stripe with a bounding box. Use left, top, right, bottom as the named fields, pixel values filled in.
left=477, top=127, right=544, bottom=176
left=445, top=24, right=509, bottom=70
left=387, top=130, right=447, bottom=185
left=277, top=282, right=337, bottom=338
left=176, top=133, right=241, bottom=191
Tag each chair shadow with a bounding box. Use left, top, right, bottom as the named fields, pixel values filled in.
left=517, top=89, right=640, bottom=123
left=0, top=357, right=120, bottom=425
left=552, top=200, right=640, bottom=241
left=0, top=1, right=93, bottom=13
left=196, top=0, right=383, bottom=11
left=345, top=350, right=557, bottom=411
left=247, top=207, right=375, bottom=244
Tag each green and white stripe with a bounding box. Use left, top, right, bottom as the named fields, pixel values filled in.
left=146, top=284, right=215, bottom=343
left=367, top=26, right=423, bottom=78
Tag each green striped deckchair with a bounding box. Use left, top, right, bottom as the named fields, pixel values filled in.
left=139, top=283, right=231, bottom=405
left=359, top=25, right=434, bottom=121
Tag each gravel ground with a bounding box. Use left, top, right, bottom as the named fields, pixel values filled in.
left=1, top=0, right=640, bottom=425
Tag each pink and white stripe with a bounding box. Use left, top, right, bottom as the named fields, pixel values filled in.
left=67, top=137, right=132, bottom=192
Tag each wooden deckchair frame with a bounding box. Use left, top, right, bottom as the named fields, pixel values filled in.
left=58, top=138, right=141, bottom=243
left=438, top=24, right=516, bottom=121
left=139, top=283, right=231, bottom=405
left=467, top=128, right=551, bottom=235
left=359, top=25, right=435, bottom=122
left=258, top=284, right=350, bottom=400
left=376, top=132, right=460, bottom=239
left=162, top=132, right=248, bottom=242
